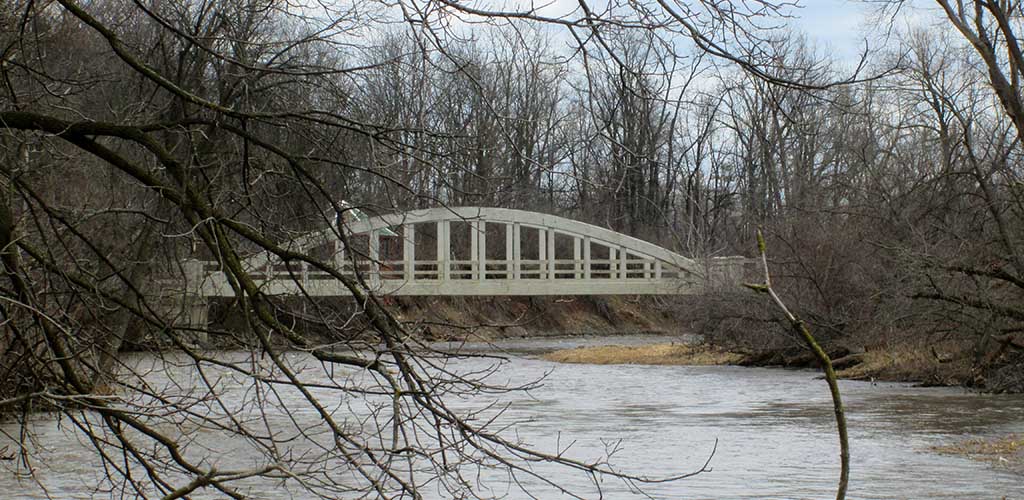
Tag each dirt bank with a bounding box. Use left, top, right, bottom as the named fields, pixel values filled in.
left=388, top=296, right=689, bottom=341
left=205, top=295, right=692, bottom=345
left=203, top=294, right=1022, bottom=392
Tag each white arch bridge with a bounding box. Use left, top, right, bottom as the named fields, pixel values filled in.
left=183, top=207, right=747, bottom=299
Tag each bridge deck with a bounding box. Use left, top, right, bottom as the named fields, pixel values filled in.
left=194, top=260, right=706, bottom=296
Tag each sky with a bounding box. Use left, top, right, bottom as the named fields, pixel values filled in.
left=359, top=0, right=955, bottom=80
left=509, top=0, right=948, bottom=67
left=786, top=0, right=943, bottom=62
left=793, top=1, right=875, bottom=57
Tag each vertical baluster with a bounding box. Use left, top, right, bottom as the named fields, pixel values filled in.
left=478, top=221, right=487, bottom=282
left=369, top=228, right=380, bottom=287
left=608, top=246, right=616, bottom=279
left=470, top=220, right=479, bottom=280
left=583, top=237, right=591, bottom=280
left=439, top=220, right=450, bottom=280
left=547, top=229, right=556, bottom=280
left=404, top=224, right=415, bottom=282
left=512, top=223, right=521, bottom=280
left=573, top=237, right=581, bottom=279
left=505, top=223, right=514, bottom=280
left=537, top=229, right=546, bottom=279
left=619, top=246, right=628, bottom=281
left=436, top=220, right=444, bottom=280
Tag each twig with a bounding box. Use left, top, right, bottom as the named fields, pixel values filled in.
left=743, top=229, right=850, bottom=500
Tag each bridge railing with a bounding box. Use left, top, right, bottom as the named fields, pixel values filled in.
left=199, top=258, right=689, bottom=286
left=185, top=208, right=746, bottom=298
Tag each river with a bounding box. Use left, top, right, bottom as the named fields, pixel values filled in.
left=2, top=336, right=1023, bottom=499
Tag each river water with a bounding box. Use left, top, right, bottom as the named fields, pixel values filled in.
left=2, top=336, right=1023, bottom=499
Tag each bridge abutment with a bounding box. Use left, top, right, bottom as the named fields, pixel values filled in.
left=180, top=259, right=209, bottom=344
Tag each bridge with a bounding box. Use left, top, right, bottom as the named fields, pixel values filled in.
left=182, top=207, right=746, bottom=300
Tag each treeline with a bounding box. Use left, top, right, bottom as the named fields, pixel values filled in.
left=1, top=0, right=1021, bottom=391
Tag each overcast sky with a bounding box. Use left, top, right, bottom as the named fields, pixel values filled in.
left=787, top=1, right=943, bottom=62
left=793, top=1, right=872, bottom=53
left=513, top=0, right=948, bottom=66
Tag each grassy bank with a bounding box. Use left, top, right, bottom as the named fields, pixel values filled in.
left=542, top=343, right=744, bottom=366
left=832, top=345, right=975, bottom=386
left=541, top=340, right=1008, bottom=392
left=203, top=294, right=1021, bottom=392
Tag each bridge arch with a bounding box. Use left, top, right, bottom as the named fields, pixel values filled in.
left=197, top=207, right=743, bottom=297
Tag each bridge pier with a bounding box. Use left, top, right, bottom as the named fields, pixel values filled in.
left=180, top=259, right=209, bottom=344
left=182, top=294, right=209, bottom=344
left=333, top=239, right=345, bottom=272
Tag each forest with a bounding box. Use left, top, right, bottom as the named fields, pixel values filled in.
left=1, top=0, right=1023, bottom=498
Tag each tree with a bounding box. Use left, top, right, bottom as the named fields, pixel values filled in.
left=858, top=2, right=1024, bottom=381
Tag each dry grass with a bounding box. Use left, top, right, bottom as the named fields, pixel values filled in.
left=836, top=343, right=972, bottom=386
left=932, top=434, right=1024, bottom=473
left=542, top=343, right=743, bottom=366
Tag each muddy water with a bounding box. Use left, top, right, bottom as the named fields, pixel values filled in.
left=1, top=340, right=1023, bottom=499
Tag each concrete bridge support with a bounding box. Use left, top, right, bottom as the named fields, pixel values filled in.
left=180, top=259, right=208, bottom=343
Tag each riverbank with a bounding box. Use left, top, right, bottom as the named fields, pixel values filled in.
left=540, top=340, right=1022, bottom=392
left=208, top=295, right=690, bottom=344
left=830, top=345, right=973, bottom=386
left=202, top=295, right=1023, bottom=392
left=542, top=343, right=743, bottom=365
